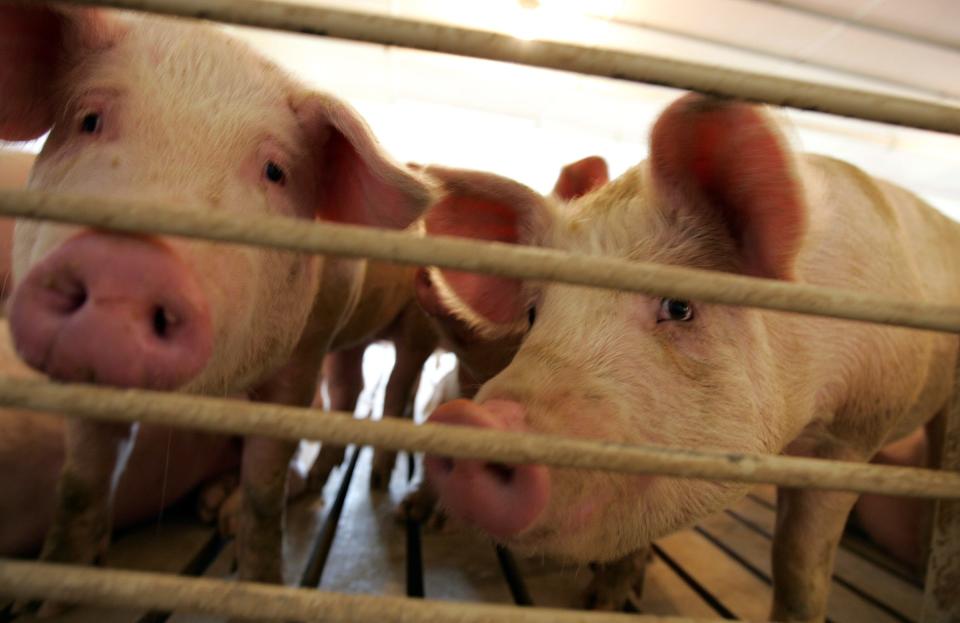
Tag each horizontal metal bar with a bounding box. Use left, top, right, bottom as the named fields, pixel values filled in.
left=39, top=0, right=960, bottom=134
left=0, top=559, right=717, bottom=623
left=0, top=376, right=957, bottom=498
left=3, top=190, right=960, bottom=333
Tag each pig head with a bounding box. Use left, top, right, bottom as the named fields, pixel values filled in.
left=0, top=3, right=433, bottom=589
left=421, top=94, right=959, bottom=621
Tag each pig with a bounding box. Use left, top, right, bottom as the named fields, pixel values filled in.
left=419, top=94, right=958, bottom=622
left=0, top=2, right=434, bottom=598
left=305, top=157, right=612, bottom=493
left=405, top=156, right=652, bottom=610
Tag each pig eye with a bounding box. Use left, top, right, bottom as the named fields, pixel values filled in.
left=264, top=161, right=286, bottom=185
left=658, top=298, right=694, bottom=323
left=527, top=306, right=537, bottom=328
left=79, top=113, right=102, bottom=134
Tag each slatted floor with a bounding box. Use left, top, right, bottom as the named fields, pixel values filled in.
left=3, top=446, right=923, bottom=623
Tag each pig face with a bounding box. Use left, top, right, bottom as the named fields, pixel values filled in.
left=1, top=6, right=431, bottom=393
left=415, top=155, right=610, bottom=391
left=423, top=95, right=806, bottom=563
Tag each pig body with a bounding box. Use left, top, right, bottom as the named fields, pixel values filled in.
left=1, top=4, right=433, bottom=591
left=421, top=96, right=957, bottom=622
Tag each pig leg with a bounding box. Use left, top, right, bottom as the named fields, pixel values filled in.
left=236, top=435, right=297, bottom=583
left=307, top=345, right=365, bottom=492
left=771, top=486, right=861, bottom=622
left=26, top=420, right=137, bottom=615
left=371, top=312, right=436, bottom=489
left=236, top=351, right=321, bottom=584
left=396, top=480, right=443, bottom=527
left=212, top=462, right=310, bottom=538
left=584, top=547, right=650, bottom=610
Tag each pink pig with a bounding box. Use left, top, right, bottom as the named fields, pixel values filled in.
left=0, top=2, right=434, bottom=594
left=420, top=94, right=957, bottom=622
left=307, top=157, right=611, bottom=492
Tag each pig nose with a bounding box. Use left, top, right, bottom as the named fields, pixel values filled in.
left=424, top=399, right=550, bottom=540
left=9, top=232, right=212, bottom=390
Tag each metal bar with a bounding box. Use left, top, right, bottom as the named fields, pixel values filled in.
left=33, top=0, right=960, bottom=135
left=0, top=559, right=722, bottom=623
left=0, top=377, right=957, bottom=499
left=3, top=190, right=960, bottom=333
left=921, top=363, right=960, bottom=621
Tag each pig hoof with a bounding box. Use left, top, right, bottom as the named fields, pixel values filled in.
left=369, top=451, right=398, bottom=491
left=396, top=488, right=446, bottom=529
left=196, top=473, right=240, bottom=523
left=582, top=585, right=636, bottom=611
left=216, top=489, right=243, bottom=537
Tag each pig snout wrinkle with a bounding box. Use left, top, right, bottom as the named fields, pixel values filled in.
left=9, top=232, right=213, bottom=390
left=424, top=399, right=550, bottom=540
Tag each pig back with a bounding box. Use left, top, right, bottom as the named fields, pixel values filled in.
left=786, top=155, right=960, bottom=449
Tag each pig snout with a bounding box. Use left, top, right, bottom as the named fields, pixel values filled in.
left=424, top=399, right=550, bottom=540
left=9, top=232, right=212, bottom=390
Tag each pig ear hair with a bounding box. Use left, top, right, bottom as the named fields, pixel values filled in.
left=294, top=93, right=437, bottom=230
left=552, top=155, right=609, bottom=200
left=0, top=5, right=121, bottom=141
left=417, top=166, right=548, bottom=336
left=649, top=94, right=806, bottom=281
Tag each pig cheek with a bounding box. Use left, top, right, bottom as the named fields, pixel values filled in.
left=15, top=223, right=83, bottom=284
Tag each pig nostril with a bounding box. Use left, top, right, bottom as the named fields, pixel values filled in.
left=44, top=276, right=87, bottom=314
left=486, top=462, right=515, bottom=485
left=152, top=306, right=178, bottom=339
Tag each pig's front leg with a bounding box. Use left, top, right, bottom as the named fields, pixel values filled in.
left=584, top=547, right=650, bottom=610
left=371, top=311, right=436, bottom=489
left=771, top=486, right=860, bottom=622
left=307, top=345, right=365, bottom=492
left=237, top=356, right=321, bottom=584
left=236, top=435, right=298, bottom=583
left=28, top=420, right=138, bottom=614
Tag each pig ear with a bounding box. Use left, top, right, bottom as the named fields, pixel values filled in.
left=294, top=93, right=436, bottom=229
left=649, top=94, right=806, bottom=280
left=0, top=5, right=120, bottom=140
left=552, top=155, right=609, bottom=200
left=417, top=167, right=549, bottom=335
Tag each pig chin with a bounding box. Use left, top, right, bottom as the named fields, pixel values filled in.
left=507, top=476, right=750, bottom=564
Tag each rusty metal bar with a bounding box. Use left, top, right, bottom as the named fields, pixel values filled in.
left=3, top=190, right=960, bottom=333
left=31, top=0, right=960, bottom=135
left=0, top=376, right=957, bottom=499
left=921, top=363, right=960, bottom=621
